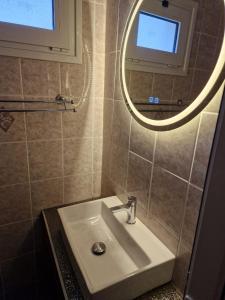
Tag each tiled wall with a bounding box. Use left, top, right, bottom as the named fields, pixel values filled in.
left=0, top=0, right=105, bottom=298
left=102, top=0, right=224, bottom=295
left=0, top=0, right=223, bottom=298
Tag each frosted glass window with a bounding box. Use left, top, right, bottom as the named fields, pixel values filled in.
left=137, top=12, right=180, bottom=54
left=0, top=0, right=54, bottom=30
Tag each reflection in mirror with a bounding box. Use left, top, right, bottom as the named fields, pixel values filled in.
left=125, top=0, right=224, bottom=120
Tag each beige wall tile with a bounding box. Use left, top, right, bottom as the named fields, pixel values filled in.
left=117, top=0, right=135, bottom=50
left=152, top=74, right=173, bottom=101
left=101, top=174, right=115, bottom=198
left=105, top=0, right=119, bottom=53
left=93, top=138, right=103, bottom=173
left=28, top=140, right=62, bottom=181
left=130, top=119, right=155, bottom=162
left=92, top=54, right=105, bottom=98
left=0, top=142, right=28, bottom=186
left=0, top=104, right=26, bottom=143
left=191, top=113, right=218, bottom=188
left=111, top=100, right=131, bottom=148
left=195, top=34, right=217, bottom=71
left=180, top=185, right=202, bottom=250
left=201, top=6, right=223, bottom=36
left=0, top=57, right=22, bottom=96
left=0, top=184, right=31, bottom=226
left=110, top=143, right=129, bottom=190
left=144, top=214, right=179, bottom=255
left=46, top=62, right=61, bottom=98
left=62, top=99, right=93, bottom=138
left=172, top=245, right=191, bottom=294
left=31, top=178, right=63, bottom=217
left=60, top=62, right=85, bottom=98
left=191, top=69, right=211, bottom=100
left=93, top=172, right=102, bottom=198
left=26, top=111, right=62, bottom=140
left=129, top=71, right=153, bottom=102
left=63, top=138, right=93, bottom=176
left=104, top=52, right=116, bottom=99
left=83, top=1, right=94, bottom=53
left=114, top=52, right=124, bottom=101
left=64, top=174, right=93, bottom=203
left=93, top=98, right=104, bottom=137
left=172, top=70, right=193, bottom=103
left=103, top=99, right=114, bottom=139
left=0, top=221, right=33, bottom=262
left=126, top=152, right=152, bottom=209
left=94, top=4, right=106, bottom=53
left=21, top=59, right=48, bottom=97
left=155, top=116, right=199, bottom=180
left=150, top=167, right=188, bottom=238
left=189, top=32, right=200, bottom=68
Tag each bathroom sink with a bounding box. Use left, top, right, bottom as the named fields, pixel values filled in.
left=58, top=196, right=175, bottom=300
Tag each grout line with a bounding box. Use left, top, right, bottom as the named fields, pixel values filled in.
left=189, top=183, right=204, bottom=192
left=0, top=136, right=100, bottom=144
left=30, top=176, right=63, bottom=184
left=190, top=30, right=201, bottom=94
left=19, top=58, right=35, bottom=253
left=107, top=0, right=120, bottom=183
left=176, top=113, right=203, bottom=256
left=124, top=116, right=132, bottom=192
left=91, top=135, right=94, bottom=199
left=64, top=172, right=101, bottom=180
left=24, top=117, right=34, bottom=225
left=0, top=182, right=30, bottom=189
left=91, top=2, right=97, bottom=199
left=26, top=138, right=62, bottom=143
left=129, top=150, right=153, bottom=164
left=147, top=132, right=158, bottom=217
left=0, top=140, right=27, bottom=145
left=159, top=167, right=189, bottom=184
left=59, top=63, right=65, bottom=204
left=189, top=113, right=203, bottom=187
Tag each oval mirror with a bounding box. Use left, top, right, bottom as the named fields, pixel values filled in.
left=121, top=0, right=225, bottom=130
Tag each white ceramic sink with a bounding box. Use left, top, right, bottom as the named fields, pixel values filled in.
left=58, top=196, right=175, bottom=300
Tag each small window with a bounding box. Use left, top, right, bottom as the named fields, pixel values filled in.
left=126, top=0, right=198, bottom=76
left=137, top=12, right=180, bottom=54
left=0, top=0, right=82, bottom=64
left=0, top=1, right=54, bottom=30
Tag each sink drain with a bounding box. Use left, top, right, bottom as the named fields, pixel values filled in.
left=91, top=242, right=106, bottom=256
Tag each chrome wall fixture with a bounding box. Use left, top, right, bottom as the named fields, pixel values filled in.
left=0, top=94, right=77, bottom=113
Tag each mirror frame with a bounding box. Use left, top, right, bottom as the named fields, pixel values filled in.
left=121, top=0, right=225, bottom=131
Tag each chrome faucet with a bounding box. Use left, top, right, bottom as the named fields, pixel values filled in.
left=110, top=196, right=137, bottom=224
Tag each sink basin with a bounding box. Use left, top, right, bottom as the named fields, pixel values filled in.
left=58, top=196, right=175, bottom=300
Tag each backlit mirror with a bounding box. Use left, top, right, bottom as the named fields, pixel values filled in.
left=121, top=0, right=225, bottom=130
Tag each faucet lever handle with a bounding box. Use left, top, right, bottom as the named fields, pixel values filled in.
left=128, top=196, right=137, bottom=205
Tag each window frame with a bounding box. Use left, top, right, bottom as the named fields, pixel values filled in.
left=136, top=11, right=180, bottom=54
left=126, top=0, right=198, bottom=76
left=0, top=0, right=82, bottom=64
